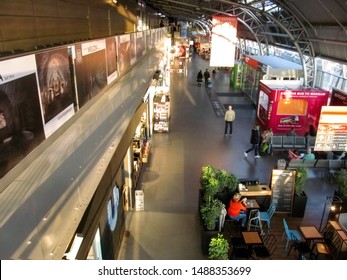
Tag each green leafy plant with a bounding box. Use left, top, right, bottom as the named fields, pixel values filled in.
left=209, top=233, right=230, bottom=260
left=200, top=198, right=223, bottom=231
left=334, top=169, right=347, bottom=196
left=200, top=166, right=238, bottom=203
left=294, top=167, right=308, bottom=196
left=200, top=165, right=222, bottom=202
left=215, top=169, right=238, bottom=194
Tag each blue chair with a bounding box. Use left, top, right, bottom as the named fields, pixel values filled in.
left=282, top=218, right=303, bottom=252
left=259, top=203, right=276, bottom=232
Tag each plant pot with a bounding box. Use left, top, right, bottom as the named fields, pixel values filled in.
left=201, top=225, right=219, bottom=255
left=292, top=192, right=308, bottom=217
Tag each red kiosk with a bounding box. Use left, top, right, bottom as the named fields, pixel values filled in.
left=257, top=80, right=330, bottom=135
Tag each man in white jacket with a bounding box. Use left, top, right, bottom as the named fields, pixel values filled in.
left=224, top=105, right=236, bottom=135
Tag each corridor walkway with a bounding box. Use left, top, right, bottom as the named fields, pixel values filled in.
left=117, top=53, right=337, bottom=260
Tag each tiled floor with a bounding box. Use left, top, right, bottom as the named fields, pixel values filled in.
left=117, top=54, right=339, bottom=260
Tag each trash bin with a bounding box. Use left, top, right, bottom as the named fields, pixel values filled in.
left=207, top=78, right=212, bottom=88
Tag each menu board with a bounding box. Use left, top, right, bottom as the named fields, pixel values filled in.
left=270, top=169, right=296, bottom=213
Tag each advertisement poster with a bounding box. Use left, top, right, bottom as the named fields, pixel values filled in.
left=257, top=81, right=329, bottom=135
left=130, top=33, right=136, bottom=65
left=0, top=55, right=45, bottom=178
left=117, top=34, right=131, bottom=75
left=105, top=37, right=118, bottom=84
left=151, top=29, right=157, bottom=48
left=35, top=48, right=75, bottom=137
left=210, top=15, right=237, bottom=67
left=136, top=31, right=145, bottom=60
left=146, top=30, right=151, bottom=51
left=330, top=88, right=347, bottom=106
left=74, top=40, right=107, bottom=108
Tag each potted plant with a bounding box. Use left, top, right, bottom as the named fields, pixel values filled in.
left=333, top=169, right=347, bottom=212
left=200, top=198, right=223, bottom=231
left=199, top=165, right=238, bottom=255
left=292, top=167, right=308, bottom=217
left=215, top=169, right=238, bottom=205
left=200, top=165, right=223, bottom=202
left=209, top=233, right=230, bottom=260
left=200, top=198, right=223, bottom=255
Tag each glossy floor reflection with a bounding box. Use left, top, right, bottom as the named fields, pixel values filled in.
left=117, top=54, right=338, bottom=260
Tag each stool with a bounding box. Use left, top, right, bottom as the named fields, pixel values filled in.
left=314, top=242, right=332, bottom=259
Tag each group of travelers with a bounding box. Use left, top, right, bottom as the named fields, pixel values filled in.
left=196, top=68, right=217, bottom=87
left=243, top=124, right=273, bottom=158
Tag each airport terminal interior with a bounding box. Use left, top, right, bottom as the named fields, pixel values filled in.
left=0, top=0, right=346, bottom=260
left=117, top=53, right=346, bottom=260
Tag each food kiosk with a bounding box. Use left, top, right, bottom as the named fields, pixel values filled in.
left=257, top=80, right=330, bottom=135
left=240, top=55, right=303, bottom=104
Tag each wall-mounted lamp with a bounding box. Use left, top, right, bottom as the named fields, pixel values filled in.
left=112, top=0, right=117, bottom=4
left=319, top=195, right=343, bottom=231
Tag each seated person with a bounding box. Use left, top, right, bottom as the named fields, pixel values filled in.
left=302, top=147, right=315, bottom=160
left=287, top=149, right=300, bottom=161
left=287, top=147, right=315, bottom=161
left=287, top=128, right=296, bottom=136
left=227, top=193, right=248, bottom=228
left=305, top=124, right=317, bottom=137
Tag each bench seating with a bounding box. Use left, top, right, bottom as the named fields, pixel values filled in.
left=287, top=159, right=346, bottom=178
left=270, top=135, right=315, bottom=151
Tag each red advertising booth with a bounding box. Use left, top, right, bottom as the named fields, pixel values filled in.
left=257, top=80, right=330, bottom=135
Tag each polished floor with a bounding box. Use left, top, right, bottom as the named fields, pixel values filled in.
left=117, top=53, right=339, bottom=260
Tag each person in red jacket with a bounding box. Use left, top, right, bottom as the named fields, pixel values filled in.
left=227, top=192, right=248, bottom=228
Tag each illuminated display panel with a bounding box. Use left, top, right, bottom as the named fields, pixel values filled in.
left=210, top=15, right=237, bottom=67
left=277, top=99, right=308, bottom=115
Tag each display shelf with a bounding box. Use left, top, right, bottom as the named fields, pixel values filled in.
left=153, top=93, right=170, bottom=132
left=142, top=139, right=151, bottom=163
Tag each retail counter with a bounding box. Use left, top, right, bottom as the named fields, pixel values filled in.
left=238, top=184, right=272, bottom=196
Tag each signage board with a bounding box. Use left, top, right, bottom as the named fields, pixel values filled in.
left=315, top=106, right=347, bottom=151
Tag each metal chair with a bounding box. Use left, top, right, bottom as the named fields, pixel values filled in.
left=247, top=210, right=263, bottom=235
left=230, top=236, right=252, bottom=260
left=282, top=218, right=303, bottom=252
left=287, top=234, right=314, bottom=259
left=252, top=233, right=278, bottom=259
left=259, top=203, right=276, bottom=232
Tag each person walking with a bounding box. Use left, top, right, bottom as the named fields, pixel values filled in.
left=196, top=70, right=203, bottom=86
left=203, top=69, right=210, bottom=87
left=224, top=105, right=236, bottom=135
left=244, top=124, right=262, bottom=158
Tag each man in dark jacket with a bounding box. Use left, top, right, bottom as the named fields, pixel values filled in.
left=244, top=124, right=262, bottom=158
left=203, top=69, right=210, bottom=86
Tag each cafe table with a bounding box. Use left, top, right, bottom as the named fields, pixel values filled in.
left=298, top=226, right=323, bottom=248
left=245, top=199, right=260, bottom=210
left=242, top=231, right=263, bottom=246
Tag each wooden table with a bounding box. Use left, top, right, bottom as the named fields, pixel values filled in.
left=298, top=226, right=323, bottom=248
left=246, top=199, right=260, bottom=210
left=242, top=231, right=263, bottom=246
left=336, top=230, right=347, bottom=259
left=239, top=184, right=272, bottom=196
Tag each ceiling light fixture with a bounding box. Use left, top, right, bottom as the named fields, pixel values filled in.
left=112, top=0, right=117, bottom=4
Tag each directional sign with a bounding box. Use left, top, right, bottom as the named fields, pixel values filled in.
left=315, top=106, right=347, bottom=151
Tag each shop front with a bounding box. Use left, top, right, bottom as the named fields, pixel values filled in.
left=257, top=80, right=330, bottom=135
left=240, top=55, right=303, bottom=105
